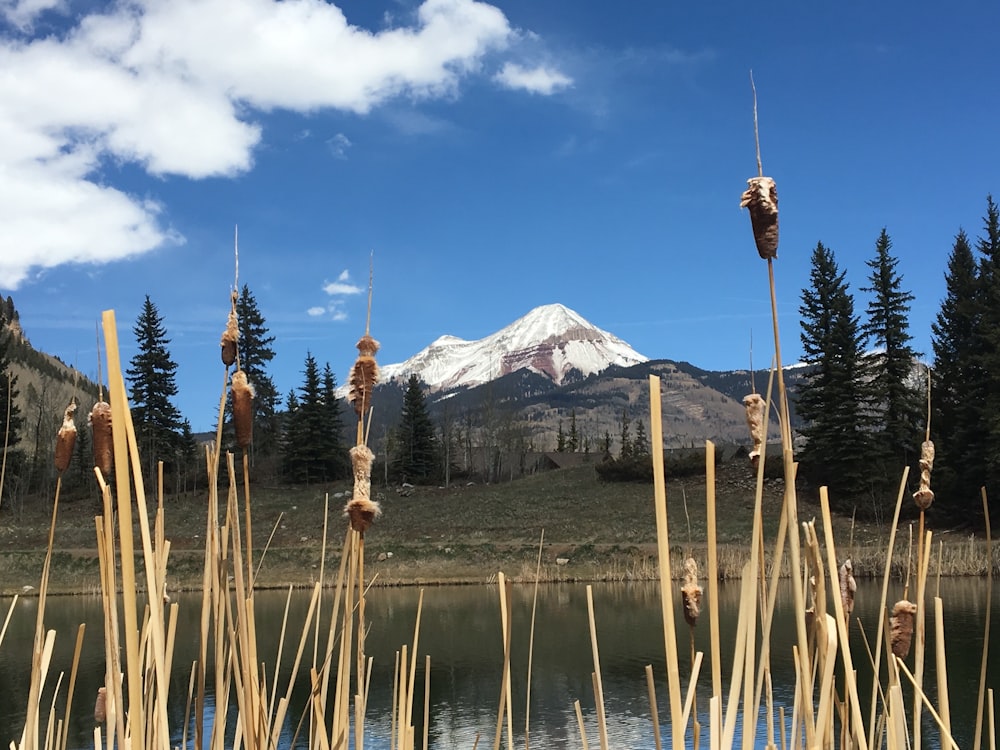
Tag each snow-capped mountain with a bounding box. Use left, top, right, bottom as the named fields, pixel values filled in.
left=379, top=303, right=648, bottom=391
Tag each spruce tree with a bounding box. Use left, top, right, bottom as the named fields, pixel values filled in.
left=619, top=408, right=632, bottom=460
left=321, top=363, right=348, bottom=480
left=861, top=228, right=923, bottom=478
left=568, top=409, right=579, bottom=452
left=975, top=196, right=1000, bottom=500
left=281, top=352, right=329, bottom=484
left=633, top=419, right=650, bottom=457
left=556, top=420, right=566, bottom=452
left=932, top=229, right=984, bottom=517
left=126, top=296, right=184, bottom=479
left=0, top=319, right=21, bottom=452
left=393, top=374, right=439, bottom=483
left=797, top=243, right=872, bottom=509
left=235, top=285, right=279, bottom=458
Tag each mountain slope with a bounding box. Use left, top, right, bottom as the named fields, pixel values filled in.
left=379, top=303, right=647, bottom=390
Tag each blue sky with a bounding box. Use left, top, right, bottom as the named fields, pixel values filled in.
left=1, top=0, right=997, bottom=432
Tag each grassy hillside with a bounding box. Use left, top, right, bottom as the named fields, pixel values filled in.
left=1, top=455, right=989, bottom=595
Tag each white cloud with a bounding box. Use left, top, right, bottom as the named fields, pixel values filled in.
left=494, top=62, right=572, bottom=94
left=307, top=306, right=326, bottom=317
left=0, top=0, right=535, bottom=289
left=322, top=270, right=363, bottom=296
left=326, top=133, right=352, bottom=159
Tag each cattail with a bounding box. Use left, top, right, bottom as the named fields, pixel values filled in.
left=349, top=335, right=380, bottom=420
left=890, top=599, right=918, bottom=658
left=89, top=400, right=113, bottom=480
left=344, top=444, right=381, bottom=533
left=743, top=392, right=766, bottom=469
left=54, top=401, right=78, bottom=473
left=839, top=558, right=857, bottom=622
left=94, top=686, right=107, bottom=724
left=220, top=306, right=239, bottom=367
left=740, top=176, right=779, bottom=259
left=913, top=439, right=935, bottom=510
left=680, top=557, right=702, bottom=627
left=231, top=369, right=254, bottom=449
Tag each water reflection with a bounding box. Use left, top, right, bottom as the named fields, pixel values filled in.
left=1, top=579, right=997, bottom=749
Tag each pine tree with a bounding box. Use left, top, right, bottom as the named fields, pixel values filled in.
left=619, top=408, right=632, bottom=460
left=975, top=196, right=1000, bottom=501
left=393, top=374, right=439, bottom=484
left=932, top=229, right=984, bottom=517
left=126, top=296, right=184, bottom=479
left=281, top=352, right=330, bottom=484
left=234, top=285, right=279, bottom=458
left=568, top=409, right=579, bottom=452
left=797, top=243, right=872, bottom=508
left=556, top=420, right=566, bottom=453
left=861, top=228, right=923, bottom=478
left=633, top=419, right=650, bottom=457
left=321, top=363, right=348, bottom=480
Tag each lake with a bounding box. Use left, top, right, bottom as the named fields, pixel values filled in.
left=1, top=579, right=998, bottom=748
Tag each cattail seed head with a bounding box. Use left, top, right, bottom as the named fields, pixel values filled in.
left=344, top=444, right=381, bottom=532
left=743, top=393, right=766, bottom=469
left=55, top=401, right=78, bottom=473
left=913, top=440, right=935, bottom=510
left=890, top=599, right=917, bottom=658
left=740, top=176, right=779, bottom=259
left=221, top=308, right=239, bottom=367
left=680, top=557, right=703, bottom=627
left=231, top=369, right=254, bottom=449
left=839, top=558, right=857, bottom=622
left=89, top=400, right=113, bottom=480
left=349, top=335, right=380, bottom=420
left=94, top=687, right=107, bottom=724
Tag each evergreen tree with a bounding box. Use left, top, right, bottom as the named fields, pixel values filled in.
left=861, top=228, right=923, bottom=478
left=234, top=285, right=279, bottom=459
left=392, top=374, right=439, bottom=483
left=126, top=296, right=184, bottom=479
left=976, top=196, right=1000, bottom=500
left=321, top=363, right=348, bottom=480
left=932, top=229, right=984, bottom=517
left=796, top=243, right=873, bottom=508
left=568, top=409, right=579, bottom=452
left=619, top=408, right=632, bottom=460
left=633, top=419, right=650, bottom=457
left=556, top=420, right=566, bottom=452
left=281, top=389, right=304, bottom=480
left=601, top=430, right=612, bottom=454
left=281, top=352, right=338, bottom=484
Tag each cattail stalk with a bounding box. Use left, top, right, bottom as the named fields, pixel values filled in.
left=743, top=393, right=766, bottom=469
left=231, top=370, right=254, bottom=449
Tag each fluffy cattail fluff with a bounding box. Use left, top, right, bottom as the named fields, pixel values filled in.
left=231, top=369, right=254, bottom=449
left=890, top=599, right=918, bottom=658
left=913, top=439, right=935, bottom=510
left=89, top=400, right=113, bottom=480
left=740, top=176, right=779, bottom=259
left=349, top=335, right=380, bottom=419
left=94, top=687, right=107, bottom=724
left=839, top=558, right=857, bottom=622
left=344, top=444, right=381, bottom=532
left=680, top=557, right=703, bottom=627
left=54, top=401, right=78, bottom=473
left=220, top=306, right=239, bottom=367
left=743, top=393, right=766, bottom=469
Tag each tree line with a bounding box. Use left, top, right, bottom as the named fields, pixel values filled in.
left=795, top=196, right=1000, bottom=525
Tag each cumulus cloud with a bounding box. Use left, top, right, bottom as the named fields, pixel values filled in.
left=0, top=0, right=540, bottom=289
left=494, top=62, right=572, bottom=94
left=307, top=306, right=326, bottom=317
left=322, top=270, right=363, bottom=297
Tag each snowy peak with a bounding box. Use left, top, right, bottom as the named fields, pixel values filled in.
left=380, top=303, right=648, bottom=391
